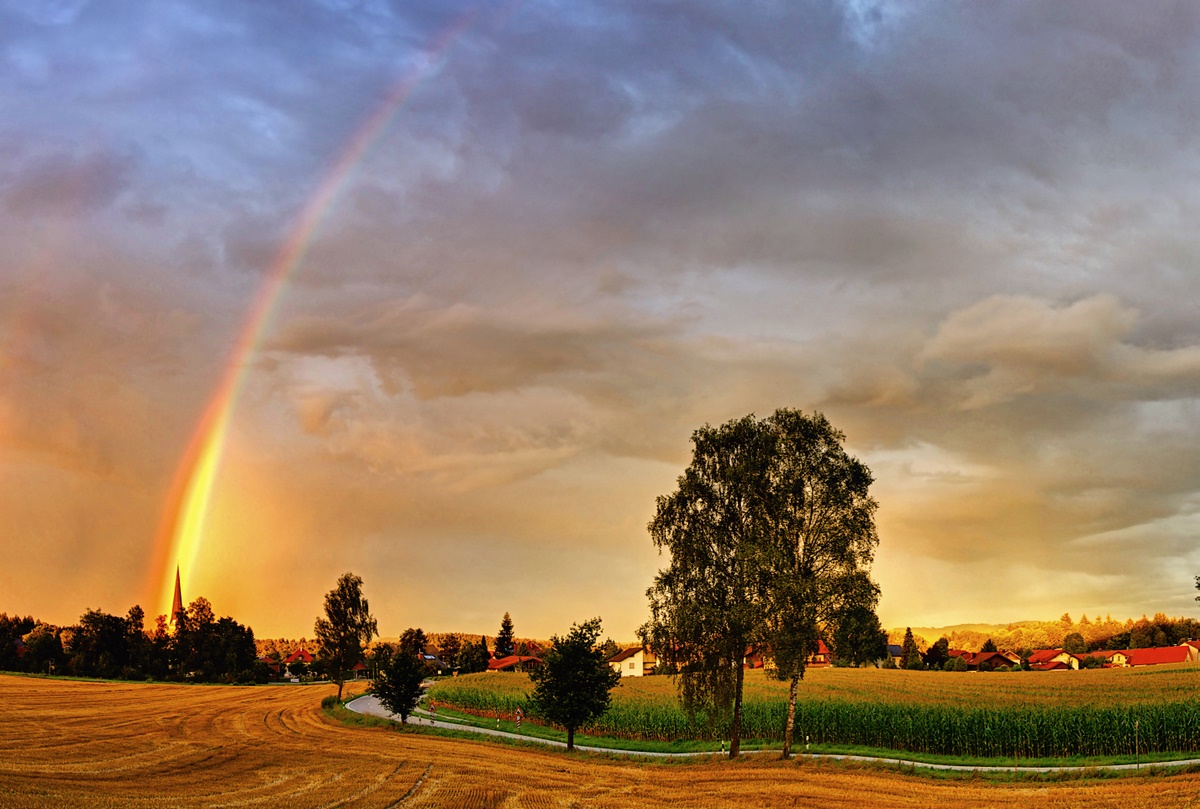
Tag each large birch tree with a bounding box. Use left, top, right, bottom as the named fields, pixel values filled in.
left=642, top=409, right=879, bottom=760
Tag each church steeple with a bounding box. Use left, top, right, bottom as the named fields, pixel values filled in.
left=170, top=566, right=184, bottom=627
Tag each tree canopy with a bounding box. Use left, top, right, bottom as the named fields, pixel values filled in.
left=373, top=646, right=425, bottom=724
left=528, top=617, right=621, bottom=751
left=458, top=637, right=490, bottom=673
left=642, top=409, right=880, bottom=758
left=314, top=572, right=378, bottom=700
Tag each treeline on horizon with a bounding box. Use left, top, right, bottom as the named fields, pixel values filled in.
left=0, top=599, right=555, bottom=684
left=0, top=599, right=260, bottom=683
left=891, top=612, right=1200, bottom=657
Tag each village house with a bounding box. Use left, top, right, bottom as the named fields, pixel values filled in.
left=1027, top=649, right=1080, bottom=671
left=1077, top=650, right=1128, bottom=667
left=946, top=649, right=1020, bottom=671
left=807, top=639, right=832, bottom=668
left=283, top=648, right=314, bottom=677
left=1121, top=645, right=1198, bottom=667
left=487, top=654, right=542, bottom=672
left=969, top=650, right=1021, bottom=670
left=607, top=646, right=657, bottom=676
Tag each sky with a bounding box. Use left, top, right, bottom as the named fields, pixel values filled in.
left=3, top=0, right=1200, bottom=641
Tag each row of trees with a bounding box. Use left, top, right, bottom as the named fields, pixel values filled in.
left=641, top=409, right=882, bottom=759
left=0, top=598, right=259, bottom=682
left=372, top=616, right=620, bottom=751
left=317, top=572, right=625, bottom=753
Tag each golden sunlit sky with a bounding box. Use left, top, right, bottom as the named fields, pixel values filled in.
left=4, top=1, right=1200, bottom=641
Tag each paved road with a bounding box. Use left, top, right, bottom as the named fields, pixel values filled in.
left=345, top=695, right=1200, bottom=772
left=346, top=695, right=733, bottom=758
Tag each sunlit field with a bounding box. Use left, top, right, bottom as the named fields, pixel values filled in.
left=430, top=666, right=1200, bottom=758
left=438, top=664, right=1200, bottom=709
left=9, top=674, right=1200, bottom=807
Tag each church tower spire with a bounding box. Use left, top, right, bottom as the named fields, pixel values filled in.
left=170, top=566, right=184, bottom=627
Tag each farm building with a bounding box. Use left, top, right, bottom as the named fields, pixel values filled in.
left=970, top=650, right=1021, bottom=670
left=487, top=655, right=542, bottom=672
left=807, top=639, right=832, bottom=667
left=1121, top=645, right=1198, bottom=667
left=1078, top=650, right=1128, bottom=667
left=1027, top=649, right=1080, bottom=671
left=607, top=646, right=657, bottom=676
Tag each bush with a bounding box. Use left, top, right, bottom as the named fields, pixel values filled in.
left=321, top=695, right=339, bottom=709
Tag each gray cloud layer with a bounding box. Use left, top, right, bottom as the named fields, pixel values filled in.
left=4, top=0, right=1200, bottom=636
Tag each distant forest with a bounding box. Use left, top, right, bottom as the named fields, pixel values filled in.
left=890, top=613, right=1200, bottom=655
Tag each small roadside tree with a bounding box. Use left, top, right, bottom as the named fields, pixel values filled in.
left=528, top=617, right=621, bottom=751
left=314, top=572, right=378, bottom=700
left=373, top=648, right=425, bottom=724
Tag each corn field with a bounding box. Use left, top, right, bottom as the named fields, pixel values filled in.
left=429, top=667, right=1200, bottom=757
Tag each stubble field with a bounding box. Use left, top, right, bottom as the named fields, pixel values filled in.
left=4, top=673, right=1200, bottom=808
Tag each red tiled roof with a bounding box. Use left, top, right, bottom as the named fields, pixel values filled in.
left=487, top=655, right=542, bottom=671
left=284, top=648, right=314, bottom=664
left=607, top=647, right=642, bottom=664
left=972, top=651, right=1019, bottom=667
left=1123, top=646, right=1191, bottom=666
left=816, top=639, right=830, bottom=656
left=1030, top=661, right=1070, bottom=671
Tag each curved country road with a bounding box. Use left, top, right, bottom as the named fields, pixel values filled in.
left=347, top=694, right=1200, bottom=773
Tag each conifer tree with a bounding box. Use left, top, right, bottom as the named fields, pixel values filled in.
left=495, top=613, right=515, bottom=658
left=901, top=627, right=922, bottom=669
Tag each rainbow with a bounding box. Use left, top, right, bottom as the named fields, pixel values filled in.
left=147, top=8, right=496, bottom=618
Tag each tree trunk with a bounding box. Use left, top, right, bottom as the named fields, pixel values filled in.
left=730, top=659, right=745, bottom=758
left=781, top=673, right=799, bottom=759
left=567, top=726, right=575, bottom=751
left=336, top=679, right=343, bottom=701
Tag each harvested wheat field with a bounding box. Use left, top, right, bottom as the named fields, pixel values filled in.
left=3, top=674, right=1200, bottom=808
